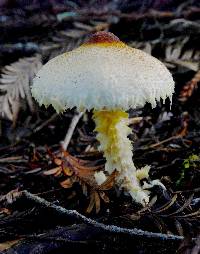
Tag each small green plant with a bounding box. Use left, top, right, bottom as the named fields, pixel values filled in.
left=176, top=154, right=199, bottom=186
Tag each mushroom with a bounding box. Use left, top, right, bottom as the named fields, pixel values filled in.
left=31, top=31, right=174, bottom=205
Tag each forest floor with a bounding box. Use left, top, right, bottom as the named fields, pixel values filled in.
left=0, top=1, right=200, bottom=253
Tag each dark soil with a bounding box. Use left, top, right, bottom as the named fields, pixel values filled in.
left=0, top=1, right=200, bottom=253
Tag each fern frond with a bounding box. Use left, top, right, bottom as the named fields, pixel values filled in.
left=0, top=54, right=42, bottom=122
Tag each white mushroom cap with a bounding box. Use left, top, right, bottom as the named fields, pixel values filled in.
left=31, top=32, right=174, bottom=112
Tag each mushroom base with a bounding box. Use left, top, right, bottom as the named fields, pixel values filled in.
left=93, top=110, right=150, bottom=205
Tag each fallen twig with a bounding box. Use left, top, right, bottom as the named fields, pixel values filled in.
left=128, top=117, right=143, bottom=125
left=33, top=113, right=58, bottom=133
left=174, top=187, right=200, bottom=194
left=0, top=156, right=27, bottom=164
left=61, top=111, right=84, bottom=151
left=6, top=190, right=192, bottom=242
left=149, top=136, right=181, bottom=149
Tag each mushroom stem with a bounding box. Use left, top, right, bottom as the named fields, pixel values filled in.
left=93, top=110, right=150, bottom=205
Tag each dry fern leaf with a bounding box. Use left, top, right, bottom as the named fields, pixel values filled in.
left=45, top=21, right=109, bottom=60
left=165, top=40, right=200, bottom=71
left=45, top=150, right=112, bottom=213
left=179, top=69, right=200, bottom=102
left=130, top=36, right=200, bottom=71
left=129, top=41, right=152, bottom=55
left=0, top=54, right=42, bottom=122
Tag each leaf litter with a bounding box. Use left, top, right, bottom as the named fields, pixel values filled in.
left=0, top=1, right=200, bottom=253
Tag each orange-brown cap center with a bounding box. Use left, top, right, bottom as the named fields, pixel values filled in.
left=86, top=31, right=121, bottom=44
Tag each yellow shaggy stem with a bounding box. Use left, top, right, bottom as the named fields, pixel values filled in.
left=93, top=110, right=150, bottom=205
left=93, top=110, right=132, bottom=173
